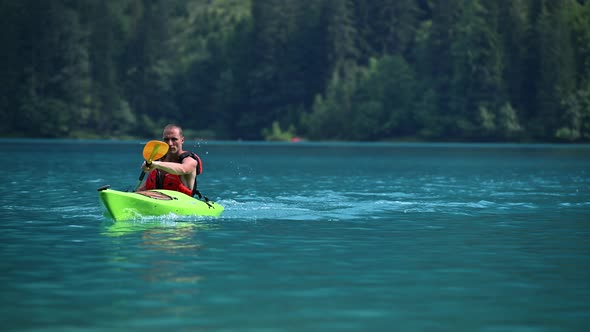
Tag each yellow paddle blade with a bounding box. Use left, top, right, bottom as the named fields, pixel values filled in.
left=142, top=140, right=169, bottom=162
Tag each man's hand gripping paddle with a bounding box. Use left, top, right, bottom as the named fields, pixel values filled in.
left=133, top=140, right=169, bottom=192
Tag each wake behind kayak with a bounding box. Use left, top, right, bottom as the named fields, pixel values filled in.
left=98, top=186, right=224, bottom=221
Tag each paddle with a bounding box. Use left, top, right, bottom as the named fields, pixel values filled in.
left=133, top=140, right=169, bottom=191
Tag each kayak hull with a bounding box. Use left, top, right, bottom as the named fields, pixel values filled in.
left=99, top=188, right=224, bottom=221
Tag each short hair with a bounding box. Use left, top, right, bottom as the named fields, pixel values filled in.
left=163, top=124, right=183, bottom=137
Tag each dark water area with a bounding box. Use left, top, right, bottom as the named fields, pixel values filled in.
left=1, top=139, right=589, bottom=331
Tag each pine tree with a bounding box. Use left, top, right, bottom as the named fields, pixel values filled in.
left=533, top=0, right=577, bottom=139
left=123, top=0, right=177, bottom=137
left=321, top=0, right=359, bottom=79
left=15, top=0, right=91, bottom=137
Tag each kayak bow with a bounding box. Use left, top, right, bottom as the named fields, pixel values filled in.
left=98, top=187, right=224, bottom=221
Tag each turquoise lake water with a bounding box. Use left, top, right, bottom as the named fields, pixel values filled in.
left=1, top=139, right=589, bottom=331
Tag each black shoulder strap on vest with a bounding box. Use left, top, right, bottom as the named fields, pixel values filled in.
left=179, top=151, right=202, bottom=175
left=178, top=151, right=208, bottom=201
left=155, top=169, right=164, bottom=189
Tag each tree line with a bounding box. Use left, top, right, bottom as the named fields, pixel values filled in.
left=1, top=0, right=589, bottom=142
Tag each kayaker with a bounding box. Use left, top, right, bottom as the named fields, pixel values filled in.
left=136, top=124, right=203, bottom=197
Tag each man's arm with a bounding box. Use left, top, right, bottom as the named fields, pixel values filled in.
left=143, top=157, right=197, bottom=175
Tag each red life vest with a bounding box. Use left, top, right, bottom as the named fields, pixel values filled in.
left=145, top=171, right=193, bottom=196
left=144, top=151, right=202, bottom=197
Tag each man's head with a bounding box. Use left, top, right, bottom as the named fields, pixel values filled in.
left=162, top=124, right=184, bottom=155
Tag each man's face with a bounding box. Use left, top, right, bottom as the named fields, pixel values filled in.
left=162, top=127, right=183, bottom=154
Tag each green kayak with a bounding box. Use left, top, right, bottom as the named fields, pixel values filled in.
left=98, top=186, right=224, bottom=221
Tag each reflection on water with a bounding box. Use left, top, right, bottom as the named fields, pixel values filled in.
left=102, top=220, right=214, bottom=287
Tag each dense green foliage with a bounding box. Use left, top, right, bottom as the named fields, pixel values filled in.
left=1, top=0, right=589, bottom=141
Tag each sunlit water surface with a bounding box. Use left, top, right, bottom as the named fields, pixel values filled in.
left=1, top=140, right=589, bottom=331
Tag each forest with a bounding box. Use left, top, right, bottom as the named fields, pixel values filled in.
left=1, top=0, right=589, bottom=142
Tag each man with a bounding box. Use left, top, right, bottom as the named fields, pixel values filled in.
left=137, top=124, right=202, bottom=196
